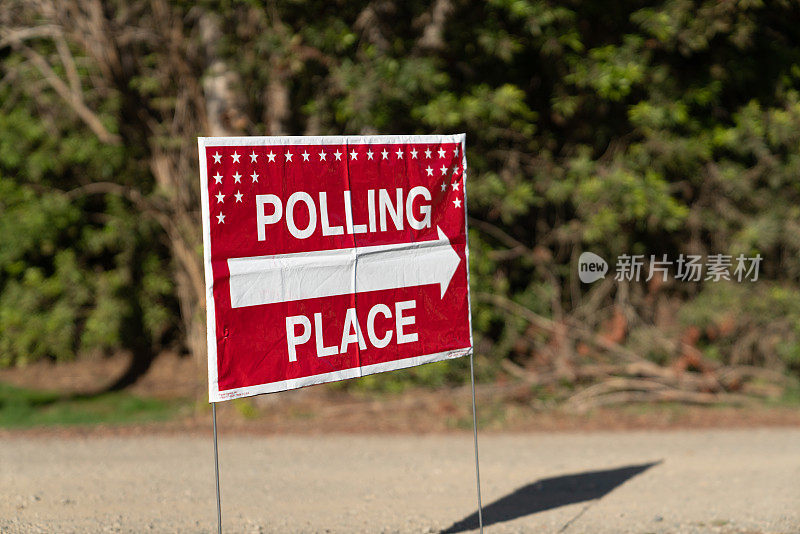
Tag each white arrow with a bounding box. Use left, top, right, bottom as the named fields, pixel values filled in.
left=227, top=227, right=461, bottom=308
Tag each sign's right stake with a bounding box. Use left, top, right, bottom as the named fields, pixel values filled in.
left=469, top=352, right=484, bottom=533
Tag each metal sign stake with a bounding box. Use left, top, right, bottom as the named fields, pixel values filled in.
left=212, top=402, right=222, bottom=534
left=469, top=352, right=484, bottom=533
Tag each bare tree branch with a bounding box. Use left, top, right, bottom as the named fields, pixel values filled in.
left=12, top=43, right=121, bottom=144
left=64, top=181, right=205, bottom=306
left=0, top=25, right=60, bottom=48
left=54, top=32, right=81, bottom=95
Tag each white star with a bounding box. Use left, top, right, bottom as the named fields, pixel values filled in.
left=250, top=151, right=258, bottom=163
left=440, top=165, right=448, bottom=175
left=250, top=172, right=259, bottom=183
left=452, top=181, right=460, bottom=191
left=454, top=147, right=459, bottom=157
left=426, top=166, right=433, bottom=176
left=284, top=151, right=293, bottom=162
left=437, top=147, right=446, bottom=158
left=367, top=150, right=374, bottom=160
left=215, top=192, right=225, bottom=203
left=212, top=152, right=222, bottom=164
left=440, top=182, right=447, bottom=192
left=381, top=149, right=389, bottom=160
left=319, top=150, right=327, bottom=161
left=350, top=149, right=358, bottom=160
left=267, top=152, right=276, bottom=162
left=233, top=172, right=242, bottom=183
left=453, top=198, right=461, bottom=208
left=302, top=151, right=310, bottom=161
left=234, top=191, right=243, bottom=203
left=213, top=173, right=222, bottom=184
left=231, top=151, right=240, bottom=163
left=334, top=150, right=342, bottom=161
left=424, top=148, right=432, bottom=158
left=395, top=148, right=403, bottom=159
left=410, top=148, right=418, bottom=159
left=216, top=212, right=225, bottom=223
left=454, top=166, right=460, bottom=173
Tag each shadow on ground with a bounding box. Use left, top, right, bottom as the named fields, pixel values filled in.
left=440, top=461, right=661, bottom=533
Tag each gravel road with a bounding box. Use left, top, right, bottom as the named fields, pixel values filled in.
left=1, top=428, right=798, bottom=533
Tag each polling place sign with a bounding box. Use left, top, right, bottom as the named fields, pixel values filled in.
left=199, top=135, right=472, bottom=401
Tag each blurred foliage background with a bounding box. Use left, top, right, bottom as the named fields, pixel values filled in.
left=1, top=0, right=799, bottom=402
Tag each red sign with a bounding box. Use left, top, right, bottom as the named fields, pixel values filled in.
left=198, top=135, right=472, bottom=401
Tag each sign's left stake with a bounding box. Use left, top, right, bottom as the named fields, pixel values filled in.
left=212, top=402, right=222, bottom=534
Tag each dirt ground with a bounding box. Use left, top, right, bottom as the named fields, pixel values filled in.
left=2, top=429, right=799, bottom=533
left=2, top=354, right=800, bottom=533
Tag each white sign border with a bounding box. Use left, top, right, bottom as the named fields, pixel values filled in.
left=198, top=134, right=473, bottom=402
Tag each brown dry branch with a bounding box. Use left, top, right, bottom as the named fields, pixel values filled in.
left=1, top=30, right=122, bottom=144
left=481, top=292, right=787, bottom=411
left=566, top=389, right=751, bottom=413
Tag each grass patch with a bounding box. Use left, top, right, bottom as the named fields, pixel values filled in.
left=775, top=379, right=800, bottom=406
left=619, top=401, right=690, bottom=417
left=0, top=382, right=186, bottom=428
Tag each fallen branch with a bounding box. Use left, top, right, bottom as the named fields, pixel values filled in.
left=563, top=377, right=753, bottom=413
left=482, top=293, right=791, bottom=410
left=565, top=390, right=751, bottom=413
